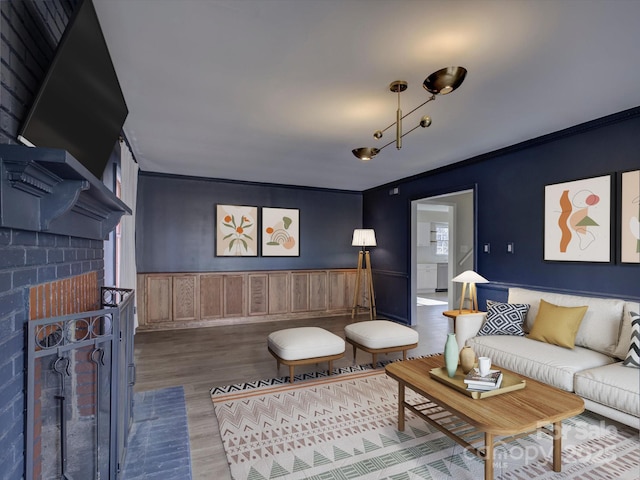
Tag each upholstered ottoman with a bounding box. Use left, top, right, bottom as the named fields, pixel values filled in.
left=344, top=320, right=418, bottom=366
left=267, top=327, right=345, bottom=383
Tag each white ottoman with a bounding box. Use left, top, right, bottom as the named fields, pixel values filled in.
left=268, top=327, right=345, bottom=383
left=345, top=320, right=419, bottom=366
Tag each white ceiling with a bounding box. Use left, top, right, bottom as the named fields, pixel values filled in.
left=93, top=0, right=640, bottom=191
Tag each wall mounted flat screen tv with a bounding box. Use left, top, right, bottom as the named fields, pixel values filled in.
left=18, top=0, right=128, bottom=180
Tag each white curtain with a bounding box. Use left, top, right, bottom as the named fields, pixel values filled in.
left=119, top=141, right=139, bottom=330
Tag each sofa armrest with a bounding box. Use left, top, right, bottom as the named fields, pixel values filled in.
left=455, top=312, right=486, bottom=349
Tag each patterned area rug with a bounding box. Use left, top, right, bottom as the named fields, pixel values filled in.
left=211, top=367, right=639, bottom=480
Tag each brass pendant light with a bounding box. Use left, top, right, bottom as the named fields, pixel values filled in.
left=352, top=66, right=467, bottom=160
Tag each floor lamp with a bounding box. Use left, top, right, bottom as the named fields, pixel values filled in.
left=351, top=229, right=377, bottom=320
left=451, top=270, right=489, bottom=312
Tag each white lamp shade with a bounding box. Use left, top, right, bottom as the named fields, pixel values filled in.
left=451, top=270, right=489, bottom=284
left=352, top=229, right=377, bottom=247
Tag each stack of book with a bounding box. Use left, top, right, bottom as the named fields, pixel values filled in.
left=463, top=368, right=503, bottom=391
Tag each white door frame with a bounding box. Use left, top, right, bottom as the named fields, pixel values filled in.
left=410, top=189, right=474, bottom=326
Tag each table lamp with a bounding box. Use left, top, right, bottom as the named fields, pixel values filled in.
left=451, top=270, right=489, bottom=312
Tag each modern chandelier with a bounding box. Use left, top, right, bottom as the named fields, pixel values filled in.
left=352, top=66, right=467, bottom=161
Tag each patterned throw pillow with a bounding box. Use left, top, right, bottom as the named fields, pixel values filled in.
left=622, top=311, right=640, bottom=368
left=478, top=300, right=529, bottom=336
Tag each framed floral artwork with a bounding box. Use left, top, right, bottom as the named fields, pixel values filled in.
left=262, top=207, right=299, bottom=256
left=621, top=169, right=640, bottom=263
left=216, top=205, right=258, bottom=256
left=544, top=175, right=612, bottom=262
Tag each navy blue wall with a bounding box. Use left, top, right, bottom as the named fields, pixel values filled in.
left=136, top=172, right=362, bottom=272
left=364, top=108, right=640, bottom=324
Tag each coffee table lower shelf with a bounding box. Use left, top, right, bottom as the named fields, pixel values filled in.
left=403, top=397, right=560, bottom=477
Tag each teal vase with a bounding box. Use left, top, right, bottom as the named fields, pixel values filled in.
left=444, top=333, right=459, bottom=377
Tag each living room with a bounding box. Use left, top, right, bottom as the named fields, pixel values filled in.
left=1, top=1, right=639, bottom=480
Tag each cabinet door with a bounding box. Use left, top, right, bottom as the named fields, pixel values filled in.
left=248, top=274, right=268, bottom=315
left=417, top=267, right=428, bottom=290
left=173, top=275, right=198, bottom=322
left=146, top=276, right=172, bottom=323
left=309, top=271, right=327, bottom=311
left=425, top=265, right=438, bottom=290
left=329, top=270, right=358, bottom=310
left=268, top=273, right=289, bottom=314
left=200, top=274, right=223, bottom=319
left=224, top=275, right=246, bottom=317
left=291, top=272, right=309, bottom=312
left=417, top=222, right=430, bottom=246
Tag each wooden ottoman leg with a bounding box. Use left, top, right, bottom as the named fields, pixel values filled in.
left=351, top=344, right=357, bottom=361
left=372, top=353, right=377, bottom=366
left=328, top=360, right=333, bottom=376
left=289, top=365, right=295, bottom=384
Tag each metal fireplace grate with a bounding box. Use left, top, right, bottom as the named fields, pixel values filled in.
left=26, top=287, right=135, bottom=480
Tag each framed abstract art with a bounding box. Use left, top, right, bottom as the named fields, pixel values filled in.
left=544, top=175, right=612, bottom=262
left=262, top=207, right=299, bottom=256
left=215, top=204, right=258, bottom=256
left=620, top=169, right=640, bottom=263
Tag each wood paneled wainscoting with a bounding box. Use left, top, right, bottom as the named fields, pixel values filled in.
left=136, top=269, right=370, bottom=331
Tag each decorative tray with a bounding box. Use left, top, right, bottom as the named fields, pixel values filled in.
left=429, top=367, right=526, bottom=399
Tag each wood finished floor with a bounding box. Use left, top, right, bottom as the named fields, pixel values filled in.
left=133, top=302, right=451, bottom=480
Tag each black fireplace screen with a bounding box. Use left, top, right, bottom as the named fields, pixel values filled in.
left=26, top=288, right=135, bottom=480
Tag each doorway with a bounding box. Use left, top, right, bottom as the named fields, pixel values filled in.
left=409, top=189, right=475, bottom=326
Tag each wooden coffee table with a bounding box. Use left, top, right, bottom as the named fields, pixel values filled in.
left=385, top=355, right=584, bottom=479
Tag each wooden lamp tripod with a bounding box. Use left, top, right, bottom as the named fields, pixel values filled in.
left=351, top=229, right=377, bottom=320
left=451, top=270, right=489, bottom=312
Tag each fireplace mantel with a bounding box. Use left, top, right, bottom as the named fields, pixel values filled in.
left=0, top=145, right=130, bottom=240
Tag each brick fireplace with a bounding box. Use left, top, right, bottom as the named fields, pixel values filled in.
left=0, top=1, right=132, bottom=477
left=0, top=229, right=106, bottom=478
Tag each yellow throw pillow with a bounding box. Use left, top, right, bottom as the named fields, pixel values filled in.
left=527, top=299, right=588, bottom=349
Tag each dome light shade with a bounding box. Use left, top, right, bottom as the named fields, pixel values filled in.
left=423, top=66, right=467, bottom=95
left=352, top=147, right=379, bottom=160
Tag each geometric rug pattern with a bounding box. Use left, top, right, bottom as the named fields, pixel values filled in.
left=211, top=368, right=639, bottom=480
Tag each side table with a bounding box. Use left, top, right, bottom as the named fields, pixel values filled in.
left=442, top=309, right=484, bottom=332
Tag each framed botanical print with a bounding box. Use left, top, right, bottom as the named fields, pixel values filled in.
left=544, top=175, right=612, bottom=262
left=621, top=169, right=640, bottom=263
left=215, top=204, right=258, bottom=256
left=261, top=207, right=299, bottom=256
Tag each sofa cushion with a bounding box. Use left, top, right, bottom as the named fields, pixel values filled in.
left=613, top=302, right=640, bottom=359
left=527, top=300, right=587, bottom=349
left=466, top=335, right=616, bottom=392
left=508, top=287, right=625, bottom=355
left=575, top=362, right=640, bottom=417
left=622, top=311, right=640, bottom=368
left=477, top=300, right=528, bottom=336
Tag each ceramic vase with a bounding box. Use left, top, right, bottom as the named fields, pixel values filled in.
left=459, top=346, right=476, bottom=374
left=444, top=333, right=459, bottom=377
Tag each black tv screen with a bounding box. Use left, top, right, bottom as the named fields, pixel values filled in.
left=18, top=0, right=128, bottom=180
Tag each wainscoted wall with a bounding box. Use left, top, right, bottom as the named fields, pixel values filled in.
left=136, top=172, right=363, bottom=272
left=364, top=108, right=640, bottom=324
left=137, top=268, right=370, bottom=330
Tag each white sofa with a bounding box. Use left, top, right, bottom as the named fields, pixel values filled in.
left=456, top=287, right=639, bottom=429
